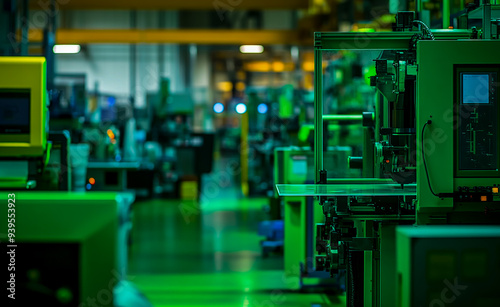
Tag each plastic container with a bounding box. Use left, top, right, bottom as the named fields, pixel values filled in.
left=70, top=143, right=90, bottom=191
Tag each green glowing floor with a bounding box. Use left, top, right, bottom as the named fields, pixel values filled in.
left=131, top=272, right=344, bottom=307
left=128, top=159, right=345, bottom=306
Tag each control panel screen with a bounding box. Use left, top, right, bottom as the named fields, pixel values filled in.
left=0, top=90, right=30, bottom=134
left=462, top=74, right=490, bottom=104
left=457, top=70, right=498, bottom=172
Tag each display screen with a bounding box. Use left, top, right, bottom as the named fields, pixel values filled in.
left=0, top=90, right=30, bottom=134
left=462, top=74, right=490, bottom=104
left=457, top=69, right=498, bottom=172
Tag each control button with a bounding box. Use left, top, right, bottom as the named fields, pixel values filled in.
left=481, top=195, right=487, bottom=202
left=493, top=187, right=499, bottom=194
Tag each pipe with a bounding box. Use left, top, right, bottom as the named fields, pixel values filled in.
left=323, top=114, right=363, bottom=121
left=443, top=0, right=450, bottom=29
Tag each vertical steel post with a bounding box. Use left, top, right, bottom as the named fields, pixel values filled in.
left=483, top=2, right=492, bottom=39
left=314, top=33, right=323, bottom=183
left=241, top=111, right=249, bottom=197
left=158, top=11, right=165, bottom=78
left=443, top=0, right=450, bottom=29
left=21, top=0, right=28, bottom=56
left=130, top=11, right=137, bottom=101
left=43, top=0, right=56, bottom=89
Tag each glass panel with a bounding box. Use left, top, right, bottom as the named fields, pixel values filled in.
left=276, top=183, right=416, bottom=196
left=321, top=50, right=379, bottom=179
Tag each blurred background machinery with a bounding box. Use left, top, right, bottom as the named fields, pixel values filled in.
left=2, top=1, right=500, bottom=307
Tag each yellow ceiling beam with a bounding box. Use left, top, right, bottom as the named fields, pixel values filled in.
left=29, top=0, right=309, bottom=10
left=28, top=29, right=309, bottom=45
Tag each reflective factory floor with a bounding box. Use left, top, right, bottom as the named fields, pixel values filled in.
left=128, top=159, right=345, bottom=307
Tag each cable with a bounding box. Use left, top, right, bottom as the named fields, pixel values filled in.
left=409, top=33, right=424, bottom=51
left=422, top=120, right=439, bottom=197
left=422, top=120, right=454, bottom=199
left=348, top=251, right=355, bottom=306
left=413, top=20, right=435, bottom=40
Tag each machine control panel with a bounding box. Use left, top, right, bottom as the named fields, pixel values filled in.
left=456, top=67, right=500, bottom=175
left=455, top=185, right=500, bottom=202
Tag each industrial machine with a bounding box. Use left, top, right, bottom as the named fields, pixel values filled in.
left=396, top=225, right=500, bottom=307
left=0, top=58, right=79, bottom=192
left=275, top=146, right=352, bottom=290
left=276, top=5, right=500, bottom=307
left=0, top=57, right=49, bottom=189
left=145, top=80, right=215, bottom=199
left=0, top=57, right=149, bottom=306
left=1, top=192, right=134, bottom=306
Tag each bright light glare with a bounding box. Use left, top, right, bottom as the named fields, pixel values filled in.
left=53, top=45, right=81, bottom=54
left=240, top=45, right=264, bottom=54
left=213, top=102, right=224, bottom=114
left=257, top=103, right=268, bottom=114
left=235, top=103, right=247, bottom=114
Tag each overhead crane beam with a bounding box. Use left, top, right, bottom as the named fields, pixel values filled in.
left=27, top=29, right=310, bottom=45
left=29, top=0, right=309, bottom=10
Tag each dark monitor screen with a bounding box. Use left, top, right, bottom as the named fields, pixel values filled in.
left=462, top=74, right=489, bottom=104
left=0, top=90, right=30, bottom=134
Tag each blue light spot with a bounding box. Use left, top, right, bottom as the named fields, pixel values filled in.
left=86, top=183, right=92, bottom=190
left=235, top=103, right=247, bottom=114
left=257, top=103, right=268, bottom=114
left=107, top=96, right=116, bottom=106
left=213, top=102, right=224, bottom=113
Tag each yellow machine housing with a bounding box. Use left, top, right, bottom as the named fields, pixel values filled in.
left=0, top=57, right=47, bottom=157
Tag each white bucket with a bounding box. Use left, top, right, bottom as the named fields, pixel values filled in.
left=70, top=143, right=90, bottom=191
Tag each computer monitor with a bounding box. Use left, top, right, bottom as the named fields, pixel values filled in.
left=0, top=57, right=48, bottom=157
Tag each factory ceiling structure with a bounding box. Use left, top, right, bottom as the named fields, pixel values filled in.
left=24, top=0, right=348, bottom=45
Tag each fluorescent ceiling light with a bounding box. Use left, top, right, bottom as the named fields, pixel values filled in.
left=240, top=45, right=264, bottom=54
left=53, top=45, right=81, bottom=54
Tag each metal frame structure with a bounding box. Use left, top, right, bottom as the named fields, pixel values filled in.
left=308, top=28, right=481, bottom=307
left=313, top=29, right=471, bottom=183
